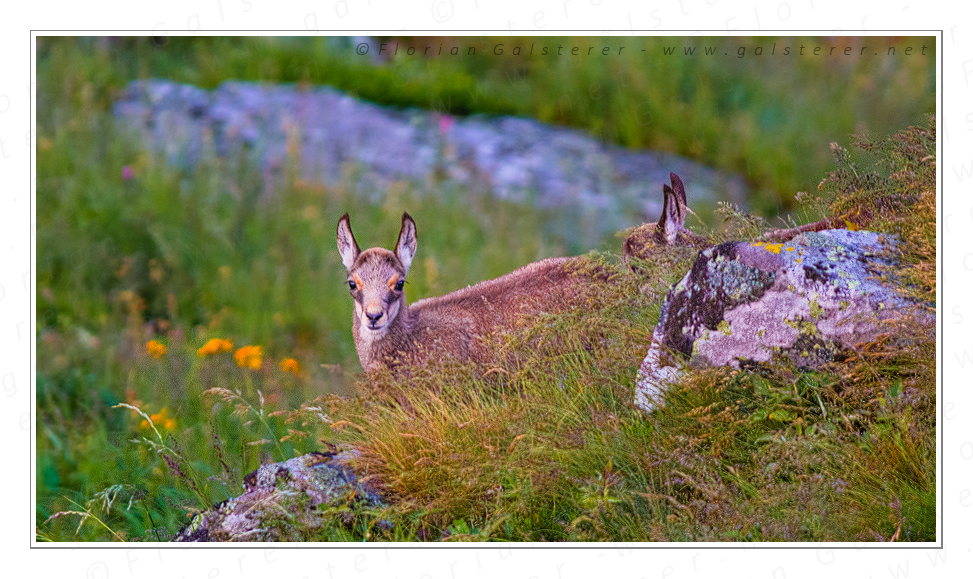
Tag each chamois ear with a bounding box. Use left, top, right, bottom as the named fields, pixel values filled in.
left=669, top=172, right=688, bottom=208
left=336, top=213, right=361, bottom=271
left=669, top=172, right=699, bottom=221
left=395, top=212, right=418, bottom=275
left=659, top=184, right=684, bottom=245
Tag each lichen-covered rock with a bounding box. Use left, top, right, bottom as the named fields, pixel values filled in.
left=113, top=79, right=747, bottom=245
left=636, top=229, right=921, bottom=411
left=174, top=451, right=383, bottom=542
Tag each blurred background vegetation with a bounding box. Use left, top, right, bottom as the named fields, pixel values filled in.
left=35, top=35, right=935, bottom=541
left=38, top=36, right=935, bottom=211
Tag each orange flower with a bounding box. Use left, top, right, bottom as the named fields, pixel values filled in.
left=280, top=357, right=300, bottom=374
left=140, top=408, right=176, bottom=431
left=146, top=340, right=167, bottom=359
left=234, top=345, right=264, bottom=370
left=197, top=338, right=234, bottom=357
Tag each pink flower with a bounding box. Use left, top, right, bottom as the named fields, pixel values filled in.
left=122, top=166, right=134, bottom=180
left=438, top=114, right=454, bottom=133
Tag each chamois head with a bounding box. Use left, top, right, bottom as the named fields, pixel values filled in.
left=655, top=172, right=690, bottom=245
left=336, top=212, right=418, bottom=338
left=624, top=172, right=708, bottom=268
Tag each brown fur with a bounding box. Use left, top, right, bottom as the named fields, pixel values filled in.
left=337, top=212, right=595, bottom=373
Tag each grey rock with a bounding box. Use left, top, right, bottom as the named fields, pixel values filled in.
left=174, top=451, right=383, bottom=542
left=636, top=229, right=924, bottom=411
left=113, top=79, right=748, bottom=244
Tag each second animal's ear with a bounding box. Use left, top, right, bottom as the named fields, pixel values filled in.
left=659, top=184, right=684, bottom=245
left=336, top=213, right=361, bottom=270
left=395, top=212, right=418, bottom=275
left=669, top=172, right=687, bottom=207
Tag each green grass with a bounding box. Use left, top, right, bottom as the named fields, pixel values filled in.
left=315, top=238, right=935, bottom=542
left=35, top=37, right=600, bottom=540
left=36, top=35, right=934, bottom=215
left=35, top=36, right=935, bottom=542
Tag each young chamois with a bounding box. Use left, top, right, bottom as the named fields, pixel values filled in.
left=622, top=172, right=845, bottom=257
left=337, top=213, right=597, bottom=373
left=622, top=172, right=708, bottom=265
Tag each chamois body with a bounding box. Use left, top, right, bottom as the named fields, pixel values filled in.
left=337, top=213, right=589, bottom=373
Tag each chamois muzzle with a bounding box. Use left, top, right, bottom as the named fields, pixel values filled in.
left=365, top=310, right=384, bottom=327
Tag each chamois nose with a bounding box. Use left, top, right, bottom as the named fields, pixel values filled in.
left=366, top=310, right=383, bottom=324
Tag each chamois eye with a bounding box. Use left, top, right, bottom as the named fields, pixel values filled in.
left=348, top=280, right=357, bottom=291
left=394, top=279, right=405, bottom=291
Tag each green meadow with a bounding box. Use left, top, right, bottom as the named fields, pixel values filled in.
left=35, top=36, right=935, bottom=541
